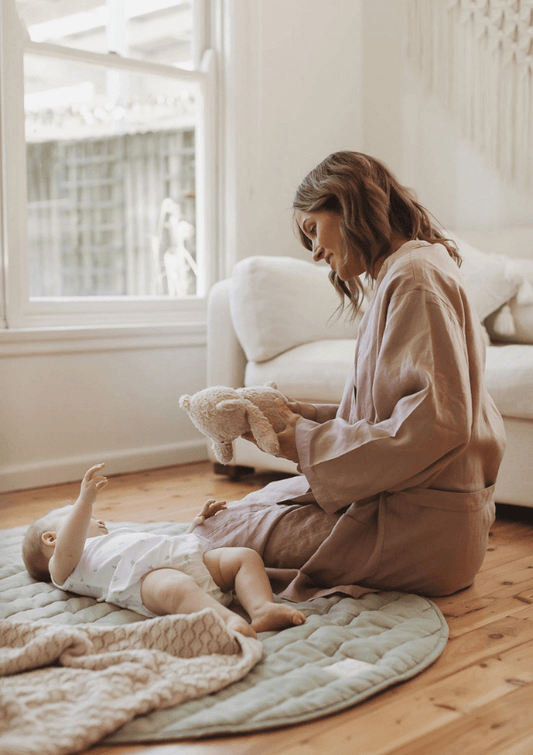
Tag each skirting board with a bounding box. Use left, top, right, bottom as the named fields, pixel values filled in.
left=0, top=439, right=208, bottom=494
left=7, top=417, right=531, bottom=505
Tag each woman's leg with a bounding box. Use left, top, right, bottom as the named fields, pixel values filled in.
left=140, top=567, right=257, bottom=638
left=194, top=501, right=339, bottom=568
left=204, top=547, right=306, bottom=632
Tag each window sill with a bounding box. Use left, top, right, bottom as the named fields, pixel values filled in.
left=0, top=320, right=207, bottom=356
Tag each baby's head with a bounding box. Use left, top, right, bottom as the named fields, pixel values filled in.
left=22, top=505, right=72, bottom=581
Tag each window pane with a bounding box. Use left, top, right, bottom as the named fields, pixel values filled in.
left=25, top=53, right=199, bottom=298
left=16, top=1, right=194, bottom=70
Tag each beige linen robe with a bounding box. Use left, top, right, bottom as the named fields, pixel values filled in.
left=196, top=241, right=506, bottom=602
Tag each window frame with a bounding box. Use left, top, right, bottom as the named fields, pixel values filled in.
left=0, top=0, right=217, bottom=331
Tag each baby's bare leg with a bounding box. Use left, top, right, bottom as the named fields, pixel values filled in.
left=204, top=547, right=306, bottom=633
left=140, top=568, right=257, bottom=638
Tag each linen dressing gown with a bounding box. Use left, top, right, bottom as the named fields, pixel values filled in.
left=196, top=241, right=506, bottom=601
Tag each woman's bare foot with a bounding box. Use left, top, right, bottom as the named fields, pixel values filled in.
left=226, top=613, right=258, bottom=639
left=250, top=602, right=306, bottom=633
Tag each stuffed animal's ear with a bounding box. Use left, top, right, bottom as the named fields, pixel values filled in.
left=179, top=394, right=191, bottom=411
left=216, top=398, right=242, bottom=413
left=243, top=400, right=280, bottom=456
left=265, top=381, right=278, bottom=390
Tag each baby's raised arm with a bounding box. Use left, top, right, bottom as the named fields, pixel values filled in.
left=48, top=463, right=108, bottom=585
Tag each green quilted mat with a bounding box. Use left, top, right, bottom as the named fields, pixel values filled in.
left=0, top=521, right=448, bottom=741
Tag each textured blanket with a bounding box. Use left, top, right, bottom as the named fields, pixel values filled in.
left=0, top=611, right=262, bottom=755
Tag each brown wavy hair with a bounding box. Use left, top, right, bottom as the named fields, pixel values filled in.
left=293, top=151, right=460, bottom=318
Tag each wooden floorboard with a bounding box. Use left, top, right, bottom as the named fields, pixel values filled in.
left=2, top=461, right=533, bottom=755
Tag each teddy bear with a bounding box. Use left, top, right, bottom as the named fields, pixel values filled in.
left=179, top=382, right=289, bottom=464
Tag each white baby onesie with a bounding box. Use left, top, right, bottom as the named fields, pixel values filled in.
left=51, top=528, right=232, bottom=617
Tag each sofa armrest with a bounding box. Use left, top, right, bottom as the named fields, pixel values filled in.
left=207, top=278, right=247, bottom=389
left=206, top=278, right=298, bottom=475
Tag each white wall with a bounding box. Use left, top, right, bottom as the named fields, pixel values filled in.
left=362, top=0, right=533, bottom=231
left=224, top=0, right=364, bottom=269
left=0, top=329, right=208, bottom=491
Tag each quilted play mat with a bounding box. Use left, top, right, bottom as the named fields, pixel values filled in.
left=0, top=520, right=449, bottom=745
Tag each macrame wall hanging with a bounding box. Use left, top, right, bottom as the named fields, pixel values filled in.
left=406, top=0, right=533, bottom=195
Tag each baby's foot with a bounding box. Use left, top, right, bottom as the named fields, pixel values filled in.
left=226, top=614, right=258, bottom=639
left=250, top=603, right=306, bottom=633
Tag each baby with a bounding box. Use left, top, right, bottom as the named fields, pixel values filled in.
left=22, top=463, right=305, bottom=638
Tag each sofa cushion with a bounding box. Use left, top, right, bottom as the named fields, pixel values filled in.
left=448, top=232, right=527, bottom=322
left=485, top=299, right=533, bottom=344
left=247, top=339, right=533, bottom=421
left=484, top=344, right=533, bottom=420
left=484, top=258, right=533, bottom=344
left=245, top=339, right=356, bottom=402
left=230, top=256, right=363, bottom=363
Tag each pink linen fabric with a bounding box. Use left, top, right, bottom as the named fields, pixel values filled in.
left=196, top=241, right=506, bottom=602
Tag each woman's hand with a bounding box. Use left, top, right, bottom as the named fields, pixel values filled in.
left=241, top=397, right=317, bottom=462
left=285, top=400, right=317, bottom=422
left=273, top=399, right=303, bottom=464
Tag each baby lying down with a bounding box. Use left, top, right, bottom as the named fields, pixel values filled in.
left=22, top=463, right=305, bottom=638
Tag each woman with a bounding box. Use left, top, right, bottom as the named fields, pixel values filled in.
left=196, top=151, right=506, bottom=602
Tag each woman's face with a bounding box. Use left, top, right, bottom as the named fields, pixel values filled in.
left=295, top=209, right=365, bottom=281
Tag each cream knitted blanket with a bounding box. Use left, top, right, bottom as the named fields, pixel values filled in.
left=0, top=610, right=262, bottom=755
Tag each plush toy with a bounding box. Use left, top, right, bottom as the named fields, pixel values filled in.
left=179, top=382, right=289, bottom=464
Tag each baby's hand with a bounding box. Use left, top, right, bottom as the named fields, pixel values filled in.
left=80, top=463, right=108, bottom=505
left=187, top=498, right=227, bottom=531
left=197, top=498, right=227, bottom=521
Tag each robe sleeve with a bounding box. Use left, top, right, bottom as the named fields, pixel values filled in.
left=296, top=288, right=473, bottom=513
left=313, top=404, right=339, bottom=423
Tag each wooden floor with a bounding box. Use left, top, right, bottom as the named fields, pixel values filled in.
left=3, top=461, right=533, bottom=755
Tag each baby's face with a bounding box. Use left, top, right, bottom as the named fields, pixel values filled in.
left=45, top=506, right=108, bottom=539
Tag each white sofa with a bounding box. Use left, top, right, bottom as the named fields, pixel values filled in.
left=207, top=227, right=533, bottom=508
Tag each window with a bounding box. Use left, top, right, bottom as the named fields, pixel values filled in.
left=0, top=0, right=217, bottom=329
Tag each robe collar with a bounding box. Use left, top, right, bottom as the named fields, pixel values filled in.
left=374, top=239, right=431, bottom=289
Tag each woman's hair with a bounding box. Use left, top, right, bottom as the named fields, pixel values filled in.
left=293, top=151, right=460, bottom=318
